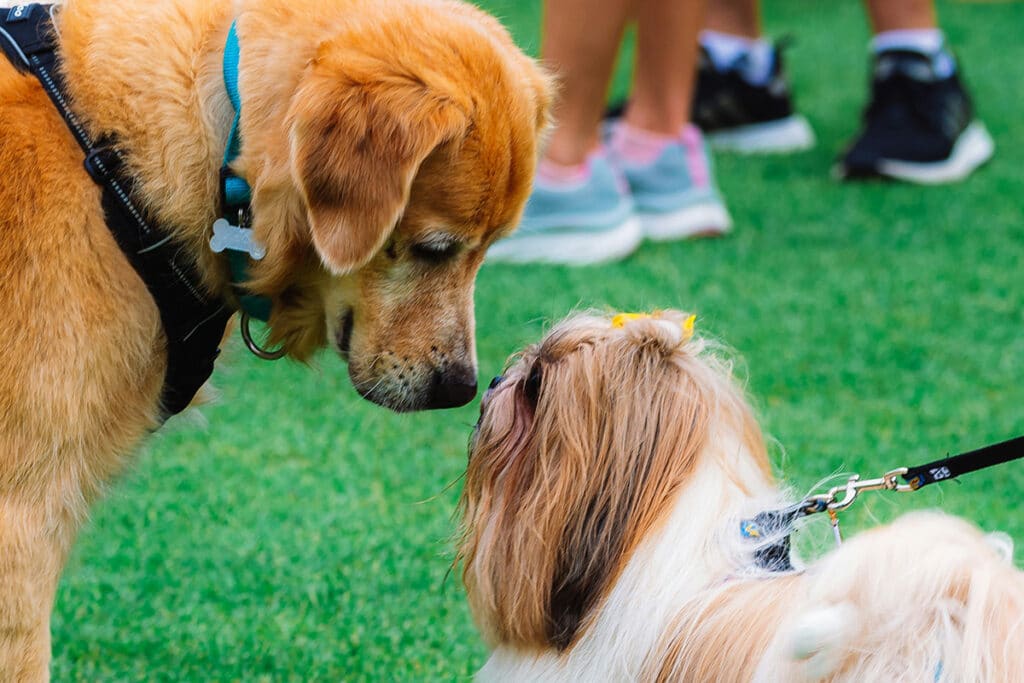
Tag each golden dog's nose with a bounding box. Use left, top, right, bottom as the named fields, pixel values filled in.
left=427, top=366, right=477, bottom=409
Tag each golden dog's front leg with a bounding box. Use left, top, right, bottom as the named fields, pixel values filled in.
left=0, top=501, right=69, bottom=682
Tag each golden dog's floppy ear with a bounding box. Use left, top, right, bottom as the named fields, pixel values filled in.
left=288, top=52, right=471, bottom=274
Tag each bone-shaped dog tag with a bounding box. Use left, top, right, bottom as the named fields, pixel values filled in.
left=209, top=218, right=267, bottom=260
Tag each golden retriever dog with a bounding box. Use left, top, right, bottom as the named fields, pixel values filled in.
left=0, top=0, right=549, bottom=677
left=459, top=311, right=1024, bottom=681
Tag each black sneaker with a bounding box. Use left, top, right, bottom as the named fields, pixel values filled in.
left=838, top=49, right=994, bottom=183
left=691, top=43, right=815, bottom=154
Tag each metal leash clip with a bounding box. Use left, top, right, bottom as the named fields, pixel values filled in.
left=799, top=467, right=915, bottom=546
left=825, top=467, right=914, bottom=513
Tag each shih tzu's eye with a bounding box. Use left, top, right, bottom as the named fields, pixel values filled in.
left=477, top=375, right=504, bottom=426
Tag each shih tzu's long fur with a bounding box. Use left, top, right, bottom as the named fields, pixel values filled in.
left=458, top=311, right=1024, bottom=682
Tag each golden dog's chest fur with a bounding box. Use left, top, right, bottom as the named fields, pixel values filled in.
left=1, top=0, right=549, bottom=677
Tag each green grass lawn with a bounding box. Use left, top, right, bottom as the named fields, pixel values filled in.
left=52, top=0, right=1023, bottom=679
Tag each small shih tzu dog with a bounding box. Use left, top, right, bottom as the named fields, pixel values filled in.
left=458, top=311, right=1024, bottom=681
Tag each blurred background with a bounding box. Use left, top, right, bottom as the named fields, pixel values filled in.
left=54, top=0, right=1023, bottom=679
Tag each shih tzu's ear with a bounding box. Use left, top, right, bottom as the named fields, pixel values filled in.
left=462, top=360, right=545, bottom=644
left=522, top=362, right=543, bottom=406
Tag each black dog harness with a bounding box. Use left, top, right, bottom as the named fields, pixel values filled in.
left=1, top=4, right=233, bottom=421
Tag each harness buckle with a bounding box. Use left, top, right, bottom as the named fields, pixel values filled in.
left=83, top=146, right=119, bottom=184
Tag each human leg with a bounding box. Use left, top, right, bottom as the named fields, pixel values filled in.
left=626, top=0, right=706, bottom=135
left=611, top=0, right=731, bottom=240
left=489, top=0, right=641, bottom=265
left=704, top=0, right=760, bottom=37
left=865, top=0, right=937, bottom=33
left=492, top=0, right=739, bottom=265
left=541, top=0, right=633, bottom=166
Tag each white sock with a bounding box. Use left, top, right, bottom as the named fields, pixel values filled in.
left=872, top=28, right=943, bottom=54
left=700, top=30, right=776, bottom=85
left=872, top=29, right=956, bottom=78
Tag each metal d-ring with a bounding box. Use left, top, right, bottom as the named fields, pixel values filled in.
left=240, top=312, right=287, bottom=361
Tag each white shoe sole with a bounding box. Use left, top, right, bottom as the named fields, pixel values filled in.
left=875, top=121, right=994, bottom=184
left=486, top=216, right=643, bottom=266
left=706, top=115, right=816, bottom=154
left=641, top=202, right=732, bottom=242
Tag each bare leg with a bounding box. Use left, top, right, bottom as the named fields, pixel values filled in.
left=865, top=0, right=938, bottom=33
left=543, top=0, right=712, bottom=162
left=626, top=0, right=709, bottom=136
left=703, top=0, right=761, bottom=38
left=541, top=0, right=633, bottom=165
left=497, top=0, right=730, bottom=263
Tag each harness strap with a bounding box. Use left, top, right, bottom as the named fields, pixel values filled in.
left=902, top=434, right=1024, bottom=490
left=1, top=4, right=232, bottom=420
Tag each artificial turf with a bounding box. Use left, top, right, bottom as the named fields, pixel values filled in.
left=52, top=0, right=1023, bottom=679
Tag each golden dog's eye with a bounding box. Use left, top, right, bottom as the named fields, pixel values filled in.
left=410, top=238, right=462, bottom=264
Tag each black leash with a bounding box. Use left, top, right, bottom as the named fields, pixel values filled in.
left=902, top=434, right=1024, bottom=490
left=743, top=434, right=1024, bottom=573
left=1, top=4, right=232, bottom=421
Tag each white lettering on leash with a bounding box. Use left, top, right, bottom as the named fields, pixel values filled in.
left=929, top=466, right=952, bottom=481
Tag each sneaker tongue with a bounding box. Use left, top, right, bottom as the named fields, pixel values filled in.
left=875, top=50, right=940, bottom=82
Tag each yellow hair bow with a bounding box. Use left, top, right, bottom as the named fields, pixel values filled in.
left=611, top=312, right=697, bottom=341
left=611, top=312, right=651, bottom=328
left=682, top=314, right=696, bottom=339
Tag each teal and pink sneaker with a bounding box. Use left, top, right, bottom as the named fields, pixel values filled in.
left=486, top=150, right=643, bottom=266
left=609, top=122, right=732, bottom=241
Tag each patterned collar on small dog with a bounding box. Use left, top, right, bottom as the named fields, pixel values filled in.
left=739, top=508, right=801, bottom=573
